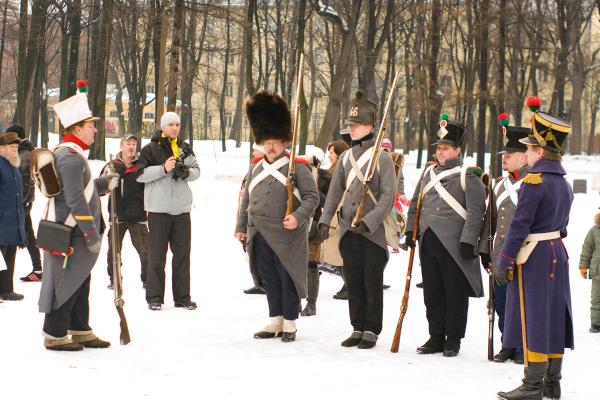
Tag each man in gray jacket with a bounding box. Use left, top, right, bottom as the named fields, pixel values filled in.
left=479, top=119, right=529, bottom=364
left=405, top=115, right=486, bottom=357
left=319, top=90, right=396, bottom=349
left=137, top=112, right=200, bottom=311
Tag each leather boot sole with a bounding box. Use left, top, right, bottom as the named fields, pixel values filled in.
left=254, top=331, right=283, bottom=339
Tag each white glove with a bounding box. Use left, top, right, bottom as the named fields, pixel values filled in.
left=106, top=173, right=120, bottom=191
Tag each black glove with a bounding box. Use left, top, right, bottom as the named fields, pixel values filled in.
left=318, top=224, right=330, bottom=240
left=460, top=242, right=477, bottom=260
left=493, top=265, right=509, bottom=286
left=480, top=253, right=492, bottom=271
left=404, top=231, right=416, bottom=248
left=172, top=162, right=190, bottom=181
left=350, top=221, right=369, bottom=234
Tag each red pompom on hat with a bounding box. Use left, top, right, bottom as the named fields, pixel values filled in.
left=526, top=96, right=541, bottom=112
left=76, top=80, right=88, bottom=93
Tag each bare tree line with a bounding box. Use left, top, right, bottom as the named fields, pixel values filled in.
left=1, top=0, right=599, bottom=171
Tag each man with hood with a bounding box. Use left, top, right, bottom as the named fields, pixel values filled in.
left=137, top=112, right=200, bottom=311
left=235, top=91, right=318, bottom=343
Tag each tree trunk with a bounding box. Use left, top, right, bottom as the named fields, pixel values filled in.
left=66, top=0, right=82, bottom=97
left=569, top=44, right=585, bottom=154
left=426, top=0, right=443, bottom=162
left=295, top=0, right=309, bottom=154
left=230, top=42, right=247, bottom=146
left=219, top=0, right=232, bottom=152
left=0, top=0, right=10, bottom=91
left=316, top=0, right=362, bottom=150
left=475, top=0, right=489, bottom=169
left=244, top=0, right=258, bottom=97
left=167, top=0, right=184, bottom=112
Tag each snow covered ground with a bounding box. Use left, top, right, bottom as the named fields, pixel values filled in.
left=1, top=136, right=599, bottom=399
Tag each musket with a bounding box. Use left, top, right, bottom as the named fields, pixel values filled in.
left=109, top=156, right=131, bottom=345
left=390, top=191, right=423, bottom=353
left=286, top=53, right=304, bottom=217
left=351, top=70, right=401, bottom=228
left=482, top=172, right=495, bottom=361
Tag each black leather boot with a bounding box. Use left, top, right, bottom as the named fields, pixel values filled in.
left=497, top=361, right=546, bottom=400
left=301, top=268, right=319, bottom=316
left=416, top=335, right=444, bottom=354
left=494, top=348, right=516, bottom=363
left=543, top=358, right=562, bottom=399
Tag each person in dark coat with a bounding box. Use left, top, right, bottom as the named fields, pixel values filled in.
left=5, top=124, right=44, bottom=282
left=479, top=115, right=529, bottom=364
left=301, top=148, right=331, bottom=317
left=495, top=101, right=573, bottom=400
left=319, top=90, right=397, bottom=349
left=100, top=134, right=148, bottom=289
left=235, top=91, right=319, bottom=343
left=40, top=80, right=117, bottom=350
left=0, top=132, right=26, bottom=301
left=405, top=114, right=486, bottom=357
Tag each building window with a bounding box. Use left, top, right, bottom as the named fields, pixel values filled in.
left=146, top=85, right=155, bottom=93
left=144, top=112, right=155, bottom=120
left=206, top=114, right=212, bottom=127
left=225, top=81, right=233, bottom=97
left=110, top=111, right=118, bottom=118
left=225, top=113, right=233, bottom=128
left=228, top=52, right=236, bottom=65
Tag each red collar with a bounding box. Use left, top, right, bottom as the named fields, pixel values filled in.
left=510, top=170, right=521, bottom=181
left=62, top=133, right=89, bottom=150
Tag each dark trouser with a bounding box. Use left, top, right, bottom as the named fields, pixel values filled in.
left=24, top=210, right=42, bottom=271
left=340, top=232, right=387, bottom=335
left=254, top=232, right=300, bottom=321
left=420, top=229, right=470, bottom=340
left=0, top=246, right=17, bottom=294
left=494, top=279, right=522, bottom=352
left=107, top=221, right=149, bottom=285
left=43, top=275, right=92, bottom=337
left=146, top=212, right=191, bottom=305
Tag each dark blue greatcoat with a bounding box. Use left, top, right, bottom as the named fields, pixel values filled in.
left=498, top=159, right=574, bottom=354
left=0, top=156, right=26, bottom=246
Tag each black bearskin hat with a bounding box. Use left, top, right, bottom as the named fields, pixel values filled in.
left=245, top=91, right=292, bottom=144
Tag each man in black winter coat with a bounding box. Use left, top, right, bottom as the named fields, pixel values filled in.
left=100, top=134, right=148, bottom=289
left=5, top=124, right=43, bottom=282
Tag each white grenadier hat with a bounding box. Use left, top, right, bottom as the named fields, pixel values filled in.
left=53, top=80, right=100, bottom=129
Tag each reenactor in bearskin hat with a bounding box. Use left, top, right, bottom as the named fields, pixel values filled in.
left=38, top=80, right=119, bottom=350
left=318, top=90, right=397, bottom=350
left=235, top=91, right=319, bottom=343
left=405, top=114, right=486, bottom=357
left=479, top=114, right=530, bottom=364
left=495, top=97, right=574, bottom=400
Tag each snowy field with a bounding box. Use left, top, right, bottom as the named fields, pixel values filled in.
left=1, top=135, right=599, bottom=400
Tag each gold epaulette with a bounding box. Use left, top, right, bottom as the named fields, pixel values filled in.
left=523, top=173, right=543, bottom=185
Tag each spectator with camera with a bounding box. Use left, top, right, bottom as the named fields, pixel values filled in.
left=137, top=112, right=200, bottom=311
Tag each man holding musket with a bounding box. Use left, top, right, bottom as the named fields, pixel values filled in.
left=405, top=114, right=486, bottom=357
left=235, top=91, right=318, bottom=342
left=495, top=99, right=573, bottom=400
left=39, top=80, right=118, bottom=350
left=479, top=114, right=529, bottom=364
left=318, top=90, right=396, bottom=350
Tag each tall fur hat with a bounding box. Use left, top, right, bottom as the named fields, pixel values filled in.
left=245, top=91, right=292, bottom=144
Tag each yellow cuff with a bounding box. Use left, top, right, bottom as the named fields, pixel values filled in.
left=528, top=351, right=564, bottom=362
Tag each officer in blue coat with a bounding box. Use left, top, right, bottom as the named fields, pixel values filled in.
left=495, top=103, right=573, bottom=400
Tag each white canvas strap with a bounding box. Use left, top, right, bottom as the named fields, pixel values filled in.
left=422, top=166, right=462, bottom=195
left=348, top=150, right=379, bottom=204
left=516, top=231, right=560, bottom=264
left=493, top=178, right=504, bottom=196
left=428, top=167, right=467, bottom=220
left=495, top=178, right=522, bottom=209
left=248, top=157, right=301, bottom=201
left=44, top=142, right=94, bottom=227
left=343, top=147, right=374, bottom=190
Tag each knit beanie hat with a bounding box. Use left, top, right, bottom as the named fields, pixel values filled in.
left=161, top=112, right=181, bottom=130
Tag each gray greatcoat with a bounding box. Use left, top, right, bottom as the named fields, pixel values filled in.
left=235, top=152, right=319, bottom=298
left=39, top=145, right=109, bottom=313
left=478, top=165, right=529, bottom=265
left=406, top=157, right=486, bottom=297
left=319, top=138, right=396, bottom=255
